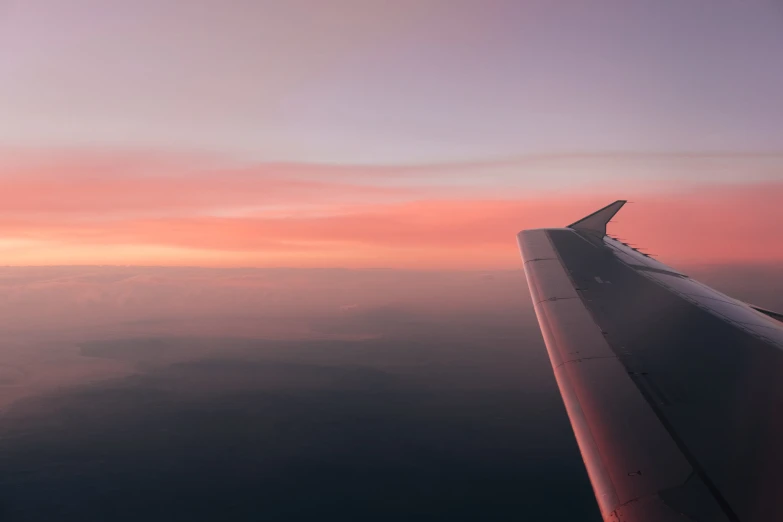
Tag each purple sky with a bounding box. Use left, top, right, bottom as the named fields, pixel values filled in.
left=0, top=1, right=781, bottom=267
left=2, top=0, right=782, bottom=166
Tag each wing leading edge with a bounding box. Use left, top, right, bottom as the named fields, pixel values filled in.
left=518, top=202, right=783, bottom=522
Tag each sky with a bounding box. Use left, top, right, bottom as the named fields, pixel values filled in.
left=0, top=0, right=782, bottom=268
left=1, top=5, right=782, bottom=519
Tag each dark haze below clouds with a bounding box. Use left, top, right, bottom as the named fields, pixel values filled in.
left=0, top=265, right=779, bottom=521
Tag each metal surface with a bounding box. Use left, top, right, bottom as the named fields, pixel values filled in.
left=519, top=230, right=713, bottom=522
left=518, top=207, right=783, bottom=522
left=569, top=200, right=627, bottom=236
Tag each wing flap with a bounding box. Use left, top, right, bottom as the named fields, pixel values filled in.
left=524, top=258, right=580, bottom=303
left=537, top=298, right=615, bottom=365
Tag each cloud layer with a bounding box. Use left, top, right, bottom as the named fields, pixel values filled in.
left=0, top=150, right=781, bottom=268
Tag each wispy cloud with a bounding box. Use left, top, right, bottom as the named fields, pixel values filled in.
left=0, top=150, right=780, bottom=268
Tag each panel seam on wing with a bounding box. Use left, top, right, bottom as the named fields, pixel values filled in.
left=553, top=355, right=618, bottom=369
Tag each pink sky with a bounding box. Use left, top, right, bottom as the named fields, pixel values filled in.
left=1, top=2, right=782, bottom=269
left=0, top=150, right=780, bottom=269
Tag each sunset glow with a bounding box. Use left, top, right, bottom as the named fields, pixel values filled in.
left=1, top=1, right=782, bottom=269
left=1, top=3, right=782, bottom=519
left=0, top=150, right=780, bottom=268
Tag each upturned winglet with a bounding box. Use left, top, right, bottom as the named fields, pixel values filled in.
left=568, top=200, right=626, bottom=236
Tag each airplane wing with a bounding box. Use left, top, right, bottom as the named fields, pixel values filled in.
left=517, top=201, right=783, bottom=522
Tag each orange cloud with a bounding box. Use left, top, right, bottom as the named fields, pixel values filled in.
left=0, top=183, right=779, bottom=269
left=0, top=149, right=780, bottom=268
left=0, top=174, right=408, bottom=217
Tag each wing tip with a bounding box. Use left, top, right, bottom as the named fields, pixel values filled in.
left=568, top=200, right=627, bottom=236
